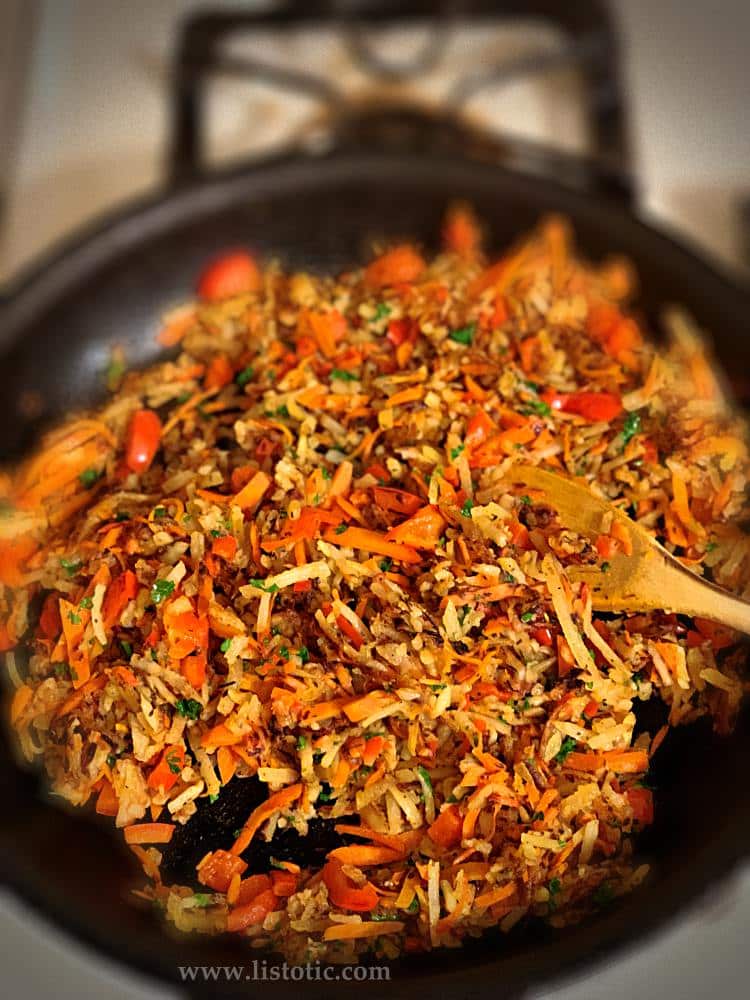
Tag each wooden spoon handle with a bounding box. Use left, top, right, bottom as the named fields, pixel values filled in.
left=665, top=565, right=750, bottom=634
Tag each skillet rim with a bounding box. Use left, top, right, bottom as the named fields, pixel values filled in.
left=2, top=145, right=748, bottom=333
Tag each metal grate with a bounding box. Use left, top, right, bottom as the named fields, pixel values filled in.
left=168, top=1, right=631, bottom=200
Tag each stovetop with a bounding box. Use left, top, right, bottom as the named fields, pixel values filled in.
left=0, top=2, right=749, bottom=998
left=1, top=0, right=747, bottom=284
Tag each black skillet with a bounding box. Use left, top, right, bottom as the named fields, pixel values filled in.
left=1, top=4, right=750, bottom=997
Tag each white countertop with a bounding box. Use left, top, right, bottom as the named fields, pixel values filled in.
left=1, top=1, right=749, bottom=997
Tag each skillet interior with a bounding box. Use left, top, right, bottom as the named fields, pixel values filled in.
left=1, top=148, right=749, bottom=997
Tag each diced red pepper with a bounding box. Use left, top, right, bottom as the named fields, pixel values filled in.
left=362, top=736, right=386, bottom=767
left=541, top=388, right=623, bottom=422
left=491, top=296, right=509, bottom=326
left=442, top=204, right=481, bottom=257
left=125, top=409, right=162, bottom=474
left=365, top=463, right=390, bottom=483
left=386, top=318, right=415, bottom=347
left=508, top=519, right=531, bottom=550
left=625, top=786, right=654, bottom=825
left=227, top=889, right=278, bottom=932
left=427, top=804, right=463, bottom=849
left=211, top=535, right=238, bottom=561
left=533, top=626, right=554, bottom=648
left=322, top=859, right=379, bottom=912
left=568, top=391, right=622, bottom=422
left=465, top=410, right=496, bottom=450
left=236, top=874, right=273, bottom=905
left=565, top=391, right=623, bottom=422
left=204, top=355, right=234, bottom=390
left=595, top=534, right=619, bottom=559
left=364, top=246, right=425, bottom=290
left=103, top=570, right=138, bottom=628
left=557, top=635, right=576, bottom=677
left=197, top=251, right=261, bottom=301
left=183, top=653, right=207, bottom=690
left=147, top=745, right=185, bottom=792
left=270, top=870, right=298, bottom=897
left=641, top=438, right=658, bottom=464
left=372, top=487, right=423, bottom=516
left=39, top=592, right=62, bottom=639
left=694, top=617, right=736, bottom=650
left=199, top=850, right=248, bottom=892
left=336, top=615, right=364, bottom=650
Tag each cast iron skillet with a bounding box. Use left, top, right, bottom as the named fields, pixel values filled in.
left=2, top=13, right=750, bottom=1000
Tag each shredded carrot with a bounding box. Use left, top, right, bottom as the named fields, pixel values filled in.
left=95, top=780, right=119, bottom=817
left=565, top=750, right=649, bottom=773
left=329, top=460, right=353, bottom=498
left=103, top=570, right=138, bottom=628
left=384, top=385, right=425, bottom=408
left=333, top=824, right=422, bottom=855
left=112, top=666, right=138, bottom=686
left=474, top=882, right=516, bottom=910
left=323, top=921, right=404, bottom=941
left=211, top=534, right=238, bottom=560
left=0, top=536, right=39, bottom=587
left=161, top=388, right=219, bottom=438
left=322, top=525, right=420, bottom=564
left=201, top=723, right=245, bottom=749
left=336, top=614, right=364, bottom=649
left=148, top=745, right=185, bottom=791
left=59, top=598, right=91, bottom=689
left=232, top=470, right=271, bottom=511
left=343, top=691, right=398, bottom=723
left=124, top=823, right=175, bottom=845
left=443, top=203, right=482, bottom=258
left=303, top=698, right=347, bottom=723
left=54, top=674, right=107, bottom=719
left=157, top=306, right=195, bottom=347
left=10, top=685, right=33, bottom=725
left=301, top=309, right=346, bottom=359
left=217, top=745, right=237, bottom=785
left=609, top=518, right=634, bottom=556
left=205, top=355, right=234, bottom=390
left=365, top=245, right=425, bottom=290
left=231, top=784, right=303, bottom=855
left=427, top=805, right=463, bottom=849
left=670, top=469, right=705, bottom=538
left=519, top=336, right=539, bottom=374
left=335, top=494, right=366, bottom=525
left=331, top=756, right=355, bottom=788
left=328, top=845, right=403, bottom=866
left=386, top=505, right=445, bottom=549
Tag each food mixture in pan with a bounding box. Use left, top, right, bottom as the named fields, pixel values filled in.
left=2, top=208, right=748, bottom=962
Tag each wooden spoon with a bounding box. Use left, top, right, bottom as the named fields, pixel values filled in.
left=508, top=464, right=750, bottom=634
